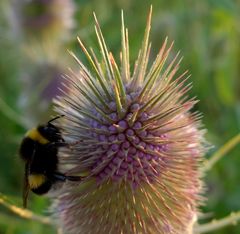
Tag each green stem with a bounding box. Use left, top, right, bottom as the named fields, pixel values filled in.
left=194, top=211, right=240, bottom=233
left=202, top=133, right=240, bottom=172
left=0, top=97, right=28, bottom=129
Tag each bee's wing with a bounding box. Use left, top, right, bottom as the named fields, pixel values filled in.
left=23, top=162, right=30, bottom=208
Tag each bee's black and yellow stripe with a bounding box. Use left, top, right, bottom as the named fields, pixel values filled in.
left=19, top=123, right=63, bottom=195
left=19, top=117, right=83, bottom=208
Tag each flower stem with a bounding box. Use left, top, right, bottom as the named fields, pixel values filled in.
left=194, top=211, right=240, bottom=233
left=0, top=194, right=52, bottom=225
left=202, top=133, right=240, bottom=172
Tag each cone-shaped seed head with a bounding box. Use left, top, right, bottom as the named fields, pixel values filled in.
left=53, top=8, right=206, bottom=234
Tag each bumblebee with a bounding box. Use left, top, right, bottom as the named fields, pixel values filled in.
left=19, top=115, right=82, bottom=208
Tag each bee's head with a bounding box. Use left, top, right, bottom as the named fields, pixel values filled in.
left=37, top=115, right=64, bottom=142
left=37, top=123, right=62, bottom=142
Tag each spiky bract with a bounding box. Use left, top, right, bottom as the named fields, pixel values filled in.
left=53, top=8, right=206, bottom=234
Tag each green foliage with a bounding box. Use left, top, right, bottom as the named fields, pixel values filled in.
left=0, top=0, right=239, bottom=233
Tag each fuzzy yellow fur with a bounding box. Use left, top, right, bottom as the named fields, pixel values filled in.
left=26, top=128, right=49, bottom=144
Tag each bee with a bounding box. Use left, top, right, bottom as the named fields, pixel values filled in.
left=19, top=115, right=82, bottom=208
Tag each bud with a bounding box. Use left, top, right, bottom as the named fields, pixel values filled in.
left=53, top=7, right=206, bottom=234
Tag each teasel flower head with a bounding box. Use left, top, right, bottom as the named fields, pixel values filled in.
left=12, top=0, right=75, bottom=41
left=53, top=7, right=206, bottom=234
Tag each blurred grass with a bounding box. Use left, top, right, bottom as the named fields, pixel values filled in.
left=0, top=0, right=239, bottom=233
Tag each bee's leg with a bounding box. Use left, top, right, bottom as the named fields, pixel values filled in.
left=50, top=140, right=82, bottom=148
left=52, top=172, right=67, bottom=182
left=23, top=163, right=30, bottom=208
left=51, top=142, right=70, bottom=147
left=65, top=175, right=84, bottom=181
left=52, top=172, right=83, bottom=182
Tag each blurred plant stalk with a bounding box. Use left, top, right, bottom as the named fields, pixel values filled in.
left=6, top=0, right=76, bottom=125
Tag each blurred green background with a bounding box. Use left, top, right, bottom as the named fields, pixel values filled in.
left=0, top=0, right=239, bottom=233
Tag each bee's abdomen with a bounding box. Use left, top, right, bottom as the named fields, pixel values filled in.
left=30, top=175, right=52, bottom=195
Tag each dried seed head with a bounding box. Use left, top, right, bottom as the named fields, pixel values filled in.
left=53, top=7, right=206, bottom=234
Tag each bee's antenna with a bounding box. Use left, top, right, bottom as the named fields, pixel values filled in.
left=48, top=115, right=65, bottom=124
